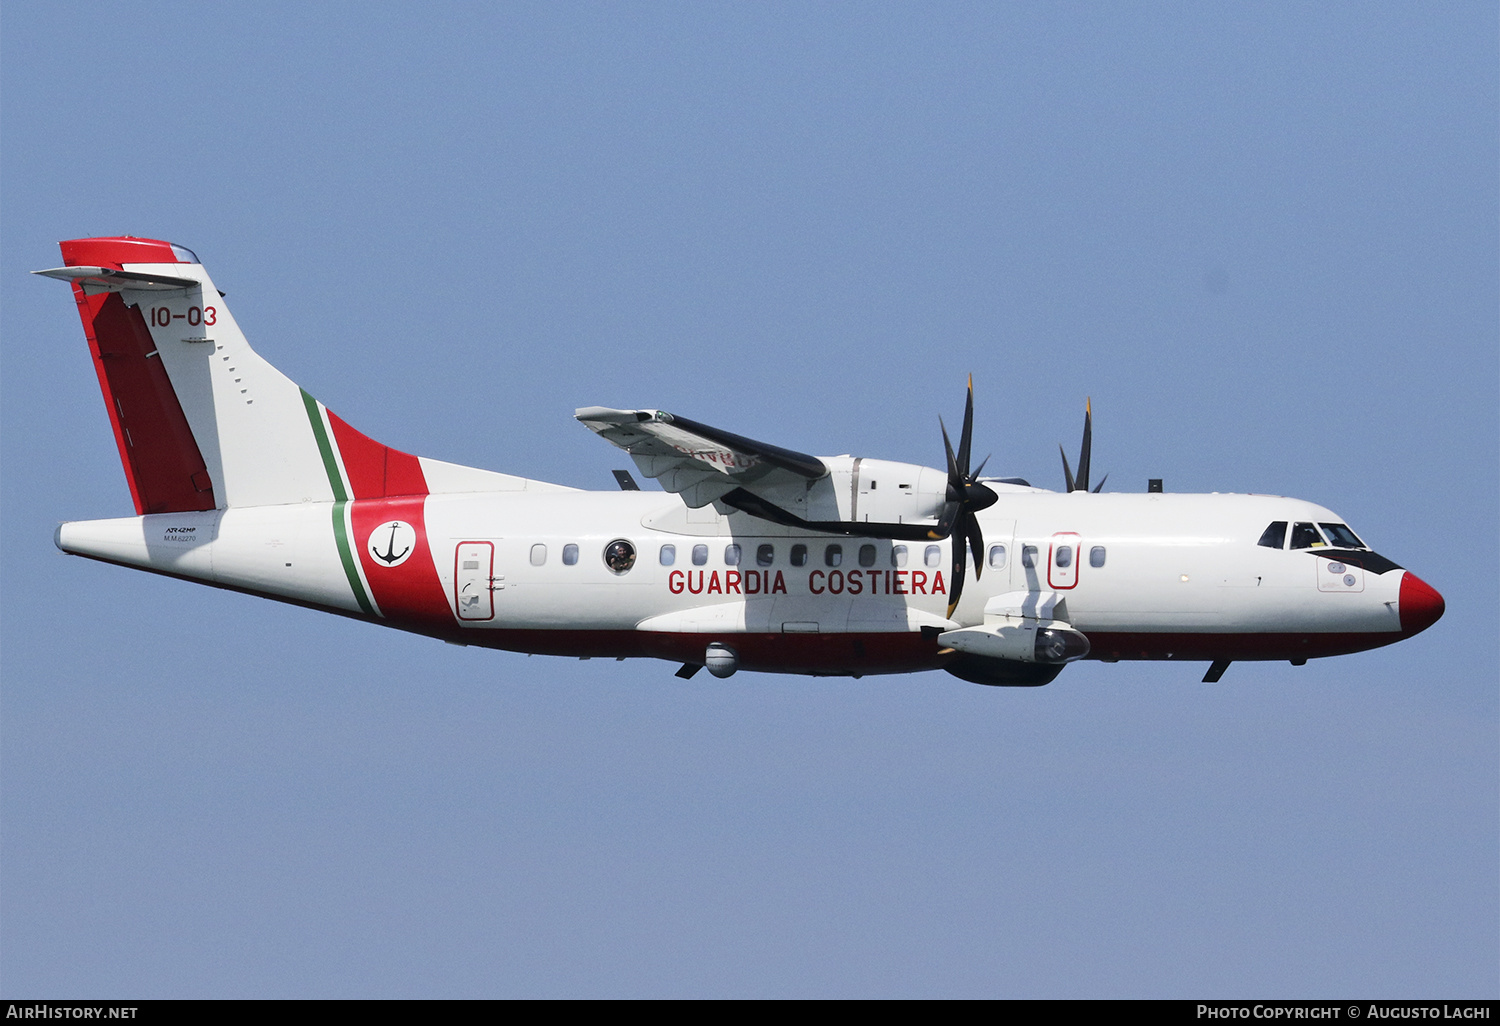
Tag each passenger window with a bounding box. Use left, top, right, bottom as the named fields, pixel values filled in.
left=825, top=545, right=843, bottom=567
left=725, top=544, right=742, bottom=566
left=692, top=544, right=708, bottom=566
left=988, top=544, right=1007, bottom=570
left=1289, top=522, right=1326, bottom=549
left=1258, top=522, right=1288, bottom=549
left=530, top=543, right=547, bottom=566
left=1089, top=545, right=1106, bottom=568
left=1320, top=523, right=1365, bottom=548
left=1022, top=545, right=1038, bottom=568
left=659, top=544, right=676, bottom=566
left=858, top=544, right=877, bottom=568
left=924, top=545, right=942, bottom=568
left=891, top=545, right=908, bottom=568
left=604, top=540, right=636, bottom=574
left=790, top=544, right=808, bottom=567
left=562, top=544, right=579, bottom=566
left=1055, top=545, right=1073, bottom=568
left=757, top=544, right=774, bottom=567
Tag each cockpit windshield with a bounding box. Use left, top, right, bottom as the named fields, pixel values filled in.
left=1289, top=522, right=1326, bottom=549
left=1319, top=523, right=1366, bottom=549
left=1257, top=522, right=1287, bottom=549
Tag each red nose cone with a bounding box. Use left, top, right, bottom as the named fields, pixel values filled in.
left=1399, top=572, right=1445, bottom=637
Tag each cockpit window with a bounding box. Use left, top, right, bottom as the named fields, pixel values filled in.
left=1289, top=522, right=1326, bottom=549
left=1257, top=522, right=1287, bottom=549
left=1319, top=523, right=1366, bottom=549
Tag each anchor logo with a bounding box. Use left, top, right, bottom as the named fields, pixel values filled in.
left=367, top=520, right=416, bottom=568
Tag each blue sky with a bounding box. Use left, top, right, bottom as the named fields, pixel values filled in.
left=2, top=3, right=1495, bottom=997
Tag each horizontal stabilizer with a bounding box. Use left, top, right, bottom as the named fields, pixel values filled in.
left=33, top=266, right=201, bottom=292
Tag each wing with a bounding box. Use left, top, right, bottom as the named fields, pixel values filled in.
left=575, top=407, right=827, bottom=508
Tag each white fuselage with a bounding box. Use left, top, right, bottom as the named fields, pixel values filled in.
left=56, top=484, right=1427, bottom=679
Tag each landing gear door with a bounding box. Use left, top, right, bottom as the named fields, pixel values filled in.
left=455, top=541, right=496, bottom=621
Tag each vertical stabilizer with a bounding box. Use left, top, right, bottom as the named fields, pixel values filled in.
left=40, top=237, right=435, bottom=511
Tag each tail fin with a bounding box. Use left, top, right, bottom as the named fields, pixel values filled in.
left=38, top=237, right=453, bottom=512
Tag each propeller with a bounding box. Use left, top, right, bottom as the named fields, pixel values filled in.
left=934, top=376, right=999, bottom=618
left=1059, top=398, right=1108, bottom=494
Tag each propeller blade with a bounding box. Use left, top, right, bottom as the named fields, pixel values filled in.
left=929, top=499, right=961, bottom=541
left=940, top=417, right=960, bottom=482
left=957, top=375, right=975, bottom=479
left=1092, top=473, right=1109, bottom=494
left=1075, top=398, right=1092, bottom=494
left=965, top=514, right=986, bottom=581
left=1059, top=445, right=1076, bottom=493
left=946, top=531, right=968, bottom=618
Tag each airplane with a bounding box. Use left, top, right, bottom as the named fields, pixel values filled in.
left=37, top=236, right=1444, bottom=686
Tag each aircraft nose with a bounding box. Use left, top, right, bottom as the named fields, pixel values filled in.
left=1398, top=571, right=1445, bottom=637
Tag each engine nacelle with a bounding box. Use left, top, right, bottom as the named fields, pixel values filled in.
left=937, top=617, right=1089, bottom=688
left=735, top=456, right=950, bottom=529
left=938, top=620, right=1091, bottom=665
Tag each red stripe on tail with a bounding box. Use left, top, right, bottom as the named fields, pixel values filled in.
left=327, top=411, right=429, bottom=499
left=72, top=287, right=216, bottom=515
left=61, top=236, right=184, bottom=267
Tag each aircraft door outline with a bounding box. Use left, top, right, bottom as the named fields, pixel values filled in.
left=455, top=541, right=496, bottom=621
left=1048, top=532, right=1081, bottom=590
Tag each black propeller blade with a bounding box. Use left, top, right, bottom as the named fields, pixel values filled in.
left=934, top=376, right=998, bottom=618
left=1060, top=398, right=1108, bottom=493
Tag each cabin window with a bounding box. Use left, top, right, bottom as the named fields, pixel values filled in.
left=692, top=544, right=708, bottom=566
left=1055, top=545, right=1073, bottom=569
left=530, top=544, right=547, bottom=566
left=825, top=544, right=843, bottom=567
left=988, top=544, right=1007, bottom=570
left=562, top=543, right=579, bottom=566
left=757, top=544, right=775, bottom=566
left=1289, top=522, right=1326, bottom=549
left=891, top=545, right=908, bottom=567
left=924, top=545, right=942, bottom=568
left=1089, top=545, right=1106, bottom=568
left=1258, top=522, right=1287, bottom=549
left=659, top=544, right=676, bottom=566
left=1320, top=523, right=1365, bottom=548
left=604, top=539, right=636, bottom=574
left=858, top=544, right=877, bottom=568
left=1022, top=545, right=1038, bottom=568
left=790, top=544, right=808, bottom=567
left=725, top=544, right=742, bottom=566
